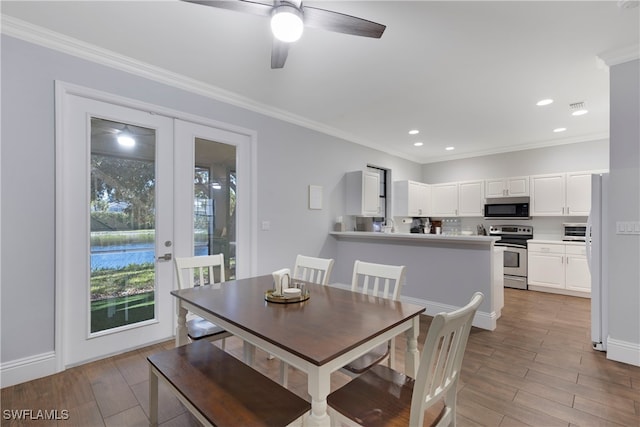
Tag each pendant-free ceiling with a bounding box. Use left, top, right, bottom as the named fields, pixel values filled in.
left=182, top=0, right=386, bottom=69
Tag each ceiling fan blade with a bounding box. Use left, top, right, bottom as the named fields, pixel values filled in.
left=302, top=6, right=386, bottom=38
left=271, top=38, right=289, bottom=69
left=182, top=0, right=273, bottom=17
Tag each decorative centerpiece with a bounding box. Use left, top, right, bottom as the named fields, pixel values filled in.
left=265, top=268, right=310, bottom=303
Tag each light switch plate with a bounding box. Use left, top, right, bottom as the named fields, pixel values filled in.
left=615, top=221, right=640, bottom=235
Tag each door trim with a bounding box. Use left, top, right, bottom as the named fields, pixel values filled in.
left=54, top=81, right=257, bottom=372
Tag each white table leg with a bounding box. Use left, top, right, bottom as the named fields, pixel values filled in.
left=279, top=360, right=289, bottom=388
left=175, top=301, right=188, bottom=347
left=404, top=316, right=420, bottom=378
left=243, top=340, right=256, bottom=366
left=304, top=366, right=331, bottom=427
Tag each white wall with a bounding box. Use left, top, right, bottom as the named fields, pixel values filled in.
left=0, top=35, right=422, bottom=371
left=607, top=59, right=640, bottom=366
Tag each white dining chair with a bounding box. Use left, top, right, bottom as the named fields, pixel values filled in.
left=292, top=254, right=335, bottom=285
left=276, top=254, right=335, bottom=387
left=341, top=260, right=406, bottom=376
left=328, top=292, right=484, bottom=427
left=174, top=254, right=232, bottom=349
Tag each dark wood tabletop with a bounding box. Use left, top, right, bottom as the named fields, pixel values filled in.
left=171, top=275, right=425, bottom=366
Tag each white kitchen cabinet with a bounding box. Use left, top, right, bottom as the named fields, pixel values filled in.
left=530, top=173, right=565, bottom=216
left=528, top=241, right=590, bottom=296
left=346, top=170, right=380, bottom=216
left=565, top=172, right=592, bottom=216
left=528, top=243, right=565, bottom=289
left=565, top=245, right=591, bottom=292
left=394, top=180, right=431, bottom=217
left=531, top=172, right=592, bottom=216
left=431, top=182, right=459, bottom=217
left=485, top=176, right=529, bottom=198
left=458, top=180, right=485, bottom=217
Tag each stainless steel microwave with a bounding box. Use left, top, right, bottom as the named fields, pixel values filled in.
left=484, top=197, right=531, bottom=219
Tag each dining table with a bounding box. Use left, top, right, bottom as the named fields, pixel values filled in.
left=171, top=274, right=426, bottom=427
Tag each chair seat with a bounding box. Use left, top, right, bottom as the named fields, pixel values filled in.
left=328, top=365, right=445, bottom=427
left=187, top=317, right=229, bottom=340
left=342, top=343, right=390, bottom=375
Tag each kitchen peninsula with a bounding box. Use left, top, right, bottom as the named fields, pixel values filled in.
left=329, top=231, right=504, bottom=330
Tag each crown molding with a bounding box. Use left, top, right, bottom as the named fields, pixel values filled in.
left=598, top=44, right=640, bottom=67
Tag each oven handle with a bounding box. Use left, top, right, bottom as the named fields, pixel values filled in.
left=495, top=243, right=527, bottom=249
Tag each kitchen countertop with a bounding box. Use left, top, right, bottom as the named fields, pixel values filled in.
left=528, top=239, right=586, bottom=246
left=329, top=231, right=499, bottom=245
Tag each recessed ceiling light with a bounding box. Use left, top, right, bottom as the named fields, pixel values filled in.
left=445, top=146, right=455, bottom=151
left=413, top=142, right=424, bottom=147
left=408, top=129, right=420, bottom=135
left=572, top=109, right=589, bottom=116
left=553, top=127, right=567, bottom=133
left=536, top=99, right=554, bottom=106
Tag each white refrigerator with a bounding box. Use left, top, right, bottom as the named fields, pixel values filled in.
left=587, top=173, right=609, bottom=351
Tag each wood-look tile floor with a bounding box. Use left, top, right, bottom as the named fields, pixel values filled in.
left=2, top=289, right=639, bottom=426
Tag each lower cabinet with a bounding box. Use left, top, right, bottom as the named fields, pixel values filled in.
left=528, top=241, right=590, bottom=296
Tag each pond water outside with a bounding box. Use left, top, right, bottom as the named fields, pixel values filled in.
left=91, top=243, right=208, bottom=270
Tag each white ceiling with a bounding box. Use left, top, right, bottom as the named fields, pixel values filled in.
left=2, top=1, right=639, bottom=163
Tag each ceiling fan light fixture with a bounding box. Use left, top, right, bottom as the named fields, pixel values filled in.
left=271, top=4, right=304, bottom=43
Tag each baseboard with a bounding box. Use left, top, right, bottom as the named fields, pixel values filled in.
left=0, top=352, right=58, bottom=387
left=606, top=337, right=640, bottom=367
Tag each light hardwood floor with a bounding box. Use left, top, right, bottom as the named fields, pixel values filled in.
left=2, top=289, right=639, bottom=426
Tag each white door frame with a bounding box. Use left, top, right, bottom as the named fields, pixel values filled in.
left=55, top=81, right=257, bottom=371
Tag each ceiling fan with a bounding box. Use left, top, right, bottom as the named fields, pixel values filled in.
left=182, top=0, right=386, bottom=68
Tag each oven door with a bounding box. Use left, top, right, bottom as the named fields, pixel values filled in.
left=497, top=243, right=527, bottom=277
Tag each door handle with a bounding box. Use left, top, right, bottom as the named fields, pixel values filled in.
left=157, top=253, right=172, bottom=262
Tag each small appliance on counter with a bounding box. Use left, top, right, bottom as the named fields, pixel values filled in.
left=410, top=217, right=427, bottom=233
left=562, top=223, right=587, bottom=241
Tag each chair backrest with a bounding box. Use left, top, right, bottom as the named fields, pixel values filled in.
left=174, top=254, right=225, bottom=290
left=292, top=255, right=335, bottom=285
left=350, top=260, right=406, bottom=301
left=410, top=292, right=484, bottom=427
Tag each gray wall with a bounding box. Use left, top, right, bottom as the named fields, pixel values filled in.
left=421, top=139, right=609, bottom=184
left=608, top=59, right=640, bottom=359
left=0, top=35, right=422, bottom=364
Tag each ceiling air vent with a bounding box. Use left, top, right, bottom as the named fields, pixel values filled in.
left=569, top=102, right=586, bottom=111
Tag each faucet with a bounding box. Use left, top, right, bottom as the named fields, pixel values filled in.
left=386, top=218, right=395, bottom=233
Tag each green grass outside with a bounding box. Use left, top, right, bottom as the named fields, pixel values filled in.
left=91, top=291, right=155, bottom=333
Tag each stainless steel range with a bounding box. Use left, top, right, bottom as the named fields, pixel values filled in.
left=490, top=225, right=533, bottom=290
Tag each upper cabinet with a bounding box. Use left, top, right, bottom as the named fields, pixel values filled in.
left=394, top=180, right=431, bottom=217
left=565, top=172, right=592, bottom=216
left=530, top=172, right=592, bottom=216
left=431, top=182, right=459, bottom=217
left=346, top=170, right=380, bottom=216
left=458, top=180, right=485, bottom=217
left=485, top=176, right=529, bottom=198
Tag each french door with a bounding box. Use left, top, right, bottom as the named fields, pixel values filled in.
left=56, top=83, right=255, bottom=368
left=59, top=93, right=175, bottom=366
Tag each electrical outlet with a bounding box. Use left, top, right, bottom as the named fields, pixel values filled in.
left=261, top=221, right=270, bottom=231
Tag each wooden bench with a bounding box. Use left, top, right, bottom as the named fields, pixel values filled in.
left=147, top=341, right=311, bottom=427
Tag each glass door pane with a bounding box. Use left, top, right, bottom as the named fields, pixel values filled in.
left=90, top=118, right=156, bottom=333
left=194, top=138, right=237, bottom=279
